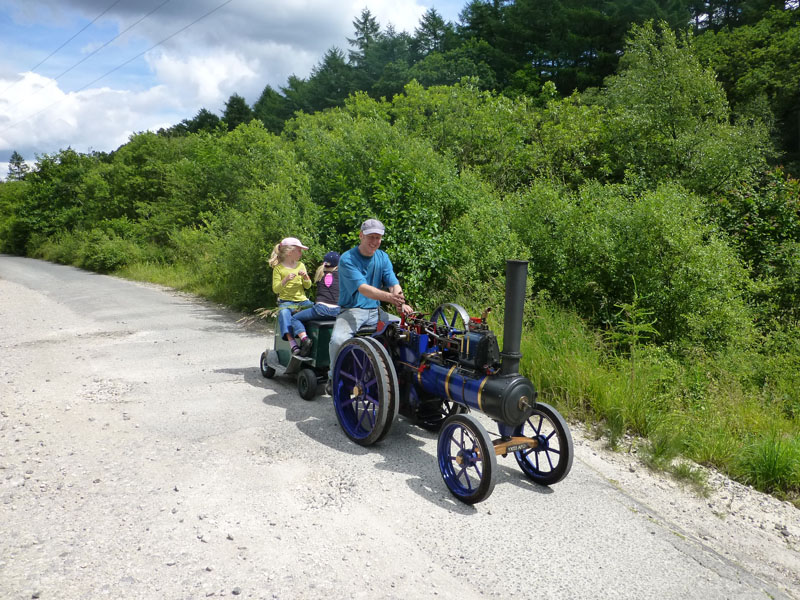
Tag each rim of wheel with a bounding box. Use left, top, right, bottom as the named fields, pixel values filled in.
left=332, top=338, right=390, bottom=445
left=359, top=337, right=399, bottom=442
left=513, top=402, right=573, bottom=485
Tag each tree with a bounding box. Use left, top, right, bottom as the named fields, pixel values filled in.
left=305, top=47, right=354, bottom=112
left=188, top=108, right=223, bottom=133
left=500, top=0, right=689, bottom=93
left=414, top=8, right=450, bottom=57
left=222, top=94, right=255, bottom=131
left=7, top=151, right=29, bottom=181
left=456, top=0, right=516, bottom=86
left=689, top=0, right=795, bottom=31
left=347, top=8, right=381, bottom=66
left=693, top=8, right=800, bottom=173
left=253, top=85, right=293, bottom=134
left=602, top=21, right=769, bottom=193
left=281, top=74, right=318, bottom=116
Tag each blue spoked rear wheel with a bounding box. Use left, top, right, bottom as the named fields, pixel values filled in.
left=332, top=337, right=396, bottom=446
left=437, top=413, right=496, bottom=504
left=513, top=402, right=574, bottom=485
left=359, top=337, right=399, bottom=443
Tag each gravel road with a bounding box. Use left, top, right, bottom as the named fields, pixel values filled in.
left=1, top=255, right=798, bottom=600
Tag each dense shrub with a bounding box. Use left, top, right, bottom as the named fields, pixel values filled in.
left=285, top=108, right=479, bottom=300
left=509, top=180, right=754, bottom=348
left=31, top=228, right=143, bottom=273
left=207, top=185, right=319, bottom=309
left=384, top=80, right=615, bottom=192
left=707, top=169, right=800, bottom=325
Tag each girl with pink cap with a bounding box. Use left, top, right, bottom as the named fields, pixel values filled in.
left=268, top=237, right=313, bottom=355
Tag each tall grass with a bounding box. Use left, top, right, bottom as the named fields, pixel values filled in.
left=520, top=296, right=800, bottom=504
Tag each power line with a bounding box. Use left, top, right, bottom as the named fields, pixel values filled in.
left=5, top=0, right=173, bottom=112
left=54, top=0, right=173, bottom=82
left=0, top=0, right=237, bottom=137
left=0, top=0, right=125, bottom=96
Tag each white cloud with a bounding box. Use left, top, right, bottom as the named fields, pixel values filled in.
left=147, top=50, right=260, bottom=107
left=0, top=0, right=465, bottom=165
left=0, top=71, right=184, bottom=159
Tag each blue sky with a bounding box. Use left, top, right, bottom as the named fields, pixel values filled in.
left=0, top=0, right=466, bottom=177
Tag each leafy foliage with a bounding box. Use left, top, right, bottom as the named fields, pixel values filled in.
left=509, top=181, right=754, bottom=347
left=285, top=107, right=476, bottom=300
left=602, top=21, right=769, bottom=194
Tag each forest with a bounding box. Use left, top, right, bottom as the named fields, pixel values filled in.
left=1, top=1, right=799, bottom=503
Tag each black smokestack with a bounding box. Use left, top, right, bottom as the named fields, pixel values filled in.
left=501, top=260, right=528, bottom=376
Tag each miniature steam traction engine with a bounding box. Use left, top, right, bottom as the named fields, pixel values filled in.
left=330, top=260, right=574, bottom=504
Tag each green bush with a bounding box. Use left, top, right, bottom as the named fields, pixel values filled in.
left=510, top=180, right=754, bottom=348
left=77, top=230, right=143, bottom=273
left=435, top=176, right=530, bottom=312
left=286, top=108, right=477, bottom=300
left=208, top=184, right=319, bottom=309
left=707, top=169, right=800, bottom=324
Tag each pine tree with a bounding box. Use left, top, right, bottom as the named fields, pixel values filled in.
left=253, top=85, right=293, bottom=134
left=414, top=8, right=449, bottom=56
left=347, top=8, right=381, bottom=66
left=222, top=94, right=255, bottom=131
left=7, top=151, right=29, bottom=181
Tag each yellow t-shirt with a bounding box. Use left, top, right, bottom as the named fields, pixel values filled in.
left=272, top=262, right=311, bottom=302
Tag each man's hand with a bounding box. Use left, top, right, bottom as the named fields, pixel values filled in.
left=387, top=289, right=413, bottom=316
left=387, top=289, right=405, bottom=309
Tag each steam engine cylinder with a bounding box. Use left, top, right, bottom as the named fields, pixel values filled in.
left=415, top=360, right=536, bottom=428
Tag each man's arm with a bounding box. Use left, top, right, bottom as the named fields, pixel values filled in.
left=356, top=283, right=412, bottom=315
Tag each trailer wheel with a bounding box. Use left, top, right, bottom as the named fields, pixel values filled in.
left=260, top=352, right=275, bottom=379
left=513, top=402, right=574, bottom=485
left=332, top=338, right=393, bottom=446
left=437, top=414, right=496, bottom=504
left=297, top=368, right=317, bottom=400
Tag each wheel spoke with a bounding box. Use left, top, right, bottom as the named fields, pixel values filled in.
left=357, top=403, right=376, bottom=429
left=530, top=414, right=544, bottom=435
left=456, top=467, right=473, bottom=490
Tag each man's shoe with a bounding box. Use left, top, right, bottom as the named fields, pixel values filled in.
left=300, top=336, right=313, bottom=357
left=291, top=345, right=301, bottom=356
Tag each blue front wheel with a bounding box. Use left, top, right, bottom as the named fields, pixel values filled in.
left=513, top=402, right=573, bottom=485
left=437, top=414, right=496, bottom=504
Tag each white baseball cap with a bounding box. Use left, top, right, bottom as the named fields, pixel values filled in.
left=281, top=237, right=308, bottom=250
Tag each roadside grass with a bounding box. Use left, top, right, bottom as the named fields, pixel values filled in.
left=116, top=260, right=216, bottom=299
left=521, top=297, right=800, bottom=505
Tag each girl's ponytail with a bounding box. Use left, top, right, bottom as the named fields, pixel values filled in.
left=268, top=242, right=281, bottom=267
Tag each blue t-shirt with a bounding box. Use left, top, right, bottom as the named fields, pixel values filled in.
left=338, top=247, right=400, bottom=309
